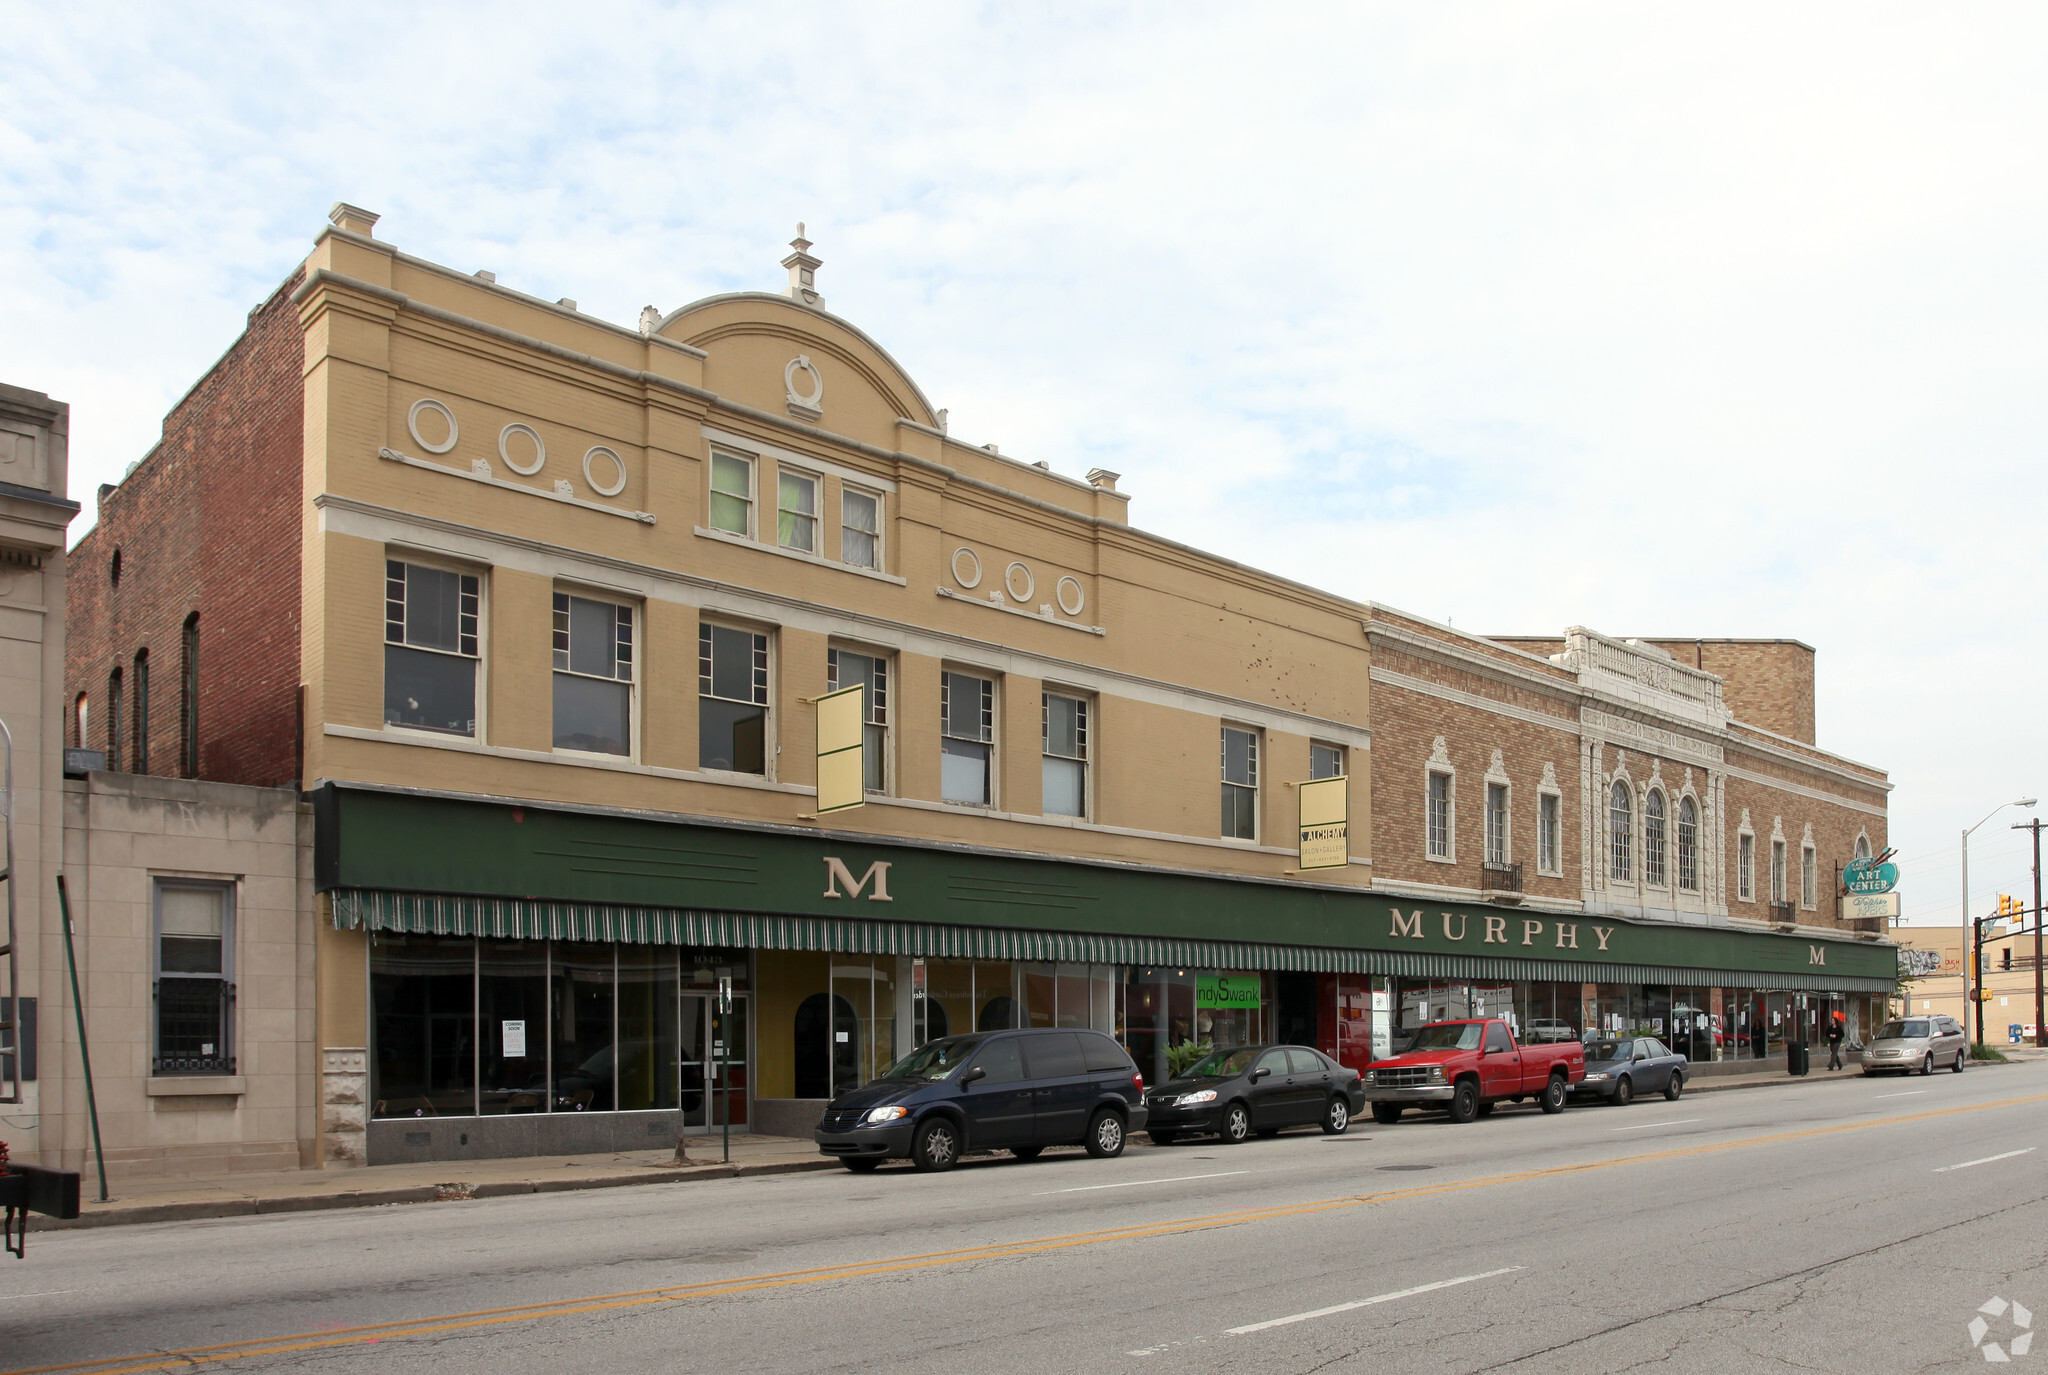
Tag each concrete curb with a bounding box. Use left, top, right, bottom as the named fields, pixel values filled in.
left=28, top=1156, right=842, bottom=1232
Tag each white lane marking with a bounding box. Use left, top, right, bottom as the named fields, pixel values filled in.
left=1040, top=1170, right=1248, bottom=1195
left=1610, top=1118, right=1701, bottom=1131
left=1873, top=1091, right=1926, bottom=1099
left=1224, top=1266, right=1525, bottom=1336
left=1936, top=1148, right=2037, bottom=1174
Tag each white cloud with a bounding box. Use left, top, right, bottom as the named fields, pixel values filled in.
left=5, top=1, right=2044, bottom=919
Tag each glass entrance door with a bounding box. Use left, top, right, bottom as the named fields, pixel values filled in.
left=680, top=993, right=750, bottom=1133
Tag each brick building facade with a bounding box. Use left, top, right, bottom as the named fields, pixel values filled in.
left=35, top=205, right=1897, bottom=1173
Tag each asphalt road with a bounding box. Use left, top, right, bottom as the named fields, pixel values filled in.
left=6, top=1062, right=2048, bottom=1375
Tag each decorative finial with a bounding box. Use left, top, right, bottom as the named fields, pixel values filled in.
left=638, top=305, right=660, bottom=336
left=782, top=224, right=823, bottom=308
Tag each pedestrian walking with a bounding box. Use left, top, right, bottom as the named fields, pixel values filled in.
left=1827, top=1011, right=1846, bottom=1071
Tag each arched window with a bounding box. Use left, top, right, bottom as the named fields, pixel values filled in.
left=106, top=668, right=123, bottom=767
left=1609, top=781, right=1633, bottom=882
left=74, top=693, right=89, bottom=750
left=1855, top=834, right=1872, bottom=861
left=793, top=993, right=861, bottom=1099
left=1677, top=796, right=1700, bottom=891
left=1643, top=789, right=1667, bottom=887
left=180, top=613, right=200, bottom=778
left=132, top=648, right=150, bottom=775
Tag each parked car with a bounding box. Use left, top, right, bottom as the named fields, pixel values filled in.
left=1572, top=1036, right=1687, bottom=1105
left=1524, top=1018, right=1577, bottom=1044
left=1861, top=1016, right=1968, bottom=1076
left=1363, top=1019, right=1584, bottom=1124
left=1143, top=1044, right=1364, bottom=1144
left=813, top=1028, right=1147, bottom=1172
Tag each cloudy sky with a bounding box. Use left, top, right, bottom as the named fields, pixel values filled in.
left=6, top=3, right=2044, bottom=924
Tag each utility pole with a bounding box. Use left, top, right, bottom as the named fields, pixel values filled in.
left=2018, top=818, right=2046, bottom=1048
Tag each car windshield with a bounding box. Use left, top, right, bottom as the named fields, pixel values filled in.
left=1876, top=1020, right=1930, bottom=1041
left=1586, top=1040, right=1630, bottom=1062
left=1183, top=1047, right=1262, bottom=1078
left=879, top=1036, right=985, bottom=1081
left=1406, top=1023, right=1483, bottom=1051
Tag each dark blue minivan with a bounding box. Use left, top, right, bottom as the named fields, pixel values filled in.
left=813, top=1028, right=1148, bottom=1172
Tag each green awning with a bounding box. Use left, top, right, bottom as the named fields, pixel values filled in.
left=330, top=888, right=1894, bottom=992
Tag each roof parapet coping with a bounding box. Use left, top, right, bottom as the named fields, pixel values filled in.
left=328, top=202, right=380, bottom=237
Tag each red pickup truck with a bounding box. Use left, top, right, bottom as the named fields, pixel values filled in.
left=1362, top=1019, right=1584, bottom=1124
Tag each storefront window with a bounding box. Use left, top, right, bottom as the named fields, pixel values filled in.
left=370, top=935, right=475, bottom=1119
left=550, top=943, right=616, bottom=1112
left=617, top=946, right=680, bottom=1112
left=478, top=941, right=547, bottom=1114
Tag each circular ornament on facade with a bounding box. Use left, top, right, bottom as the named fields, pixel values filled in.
left=1005, top=562, right=1035, bottom=603
left=784, top=355, right=825, bottom=409
left=582, top=446, right=627, bottom=497
left=407, top=399, right=460, bottom=454
left=498, top=422, right=546, bottom=475
left=1056, top=575, right=1085, bottom=617
left=951, top=547, right=983, bottom=589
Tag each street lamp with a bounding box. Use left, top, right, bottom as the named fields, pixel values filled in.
left=1964, top=796, right=2038, bottom=1046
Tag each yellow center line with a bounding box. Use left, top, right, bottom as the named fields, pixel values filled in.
left=14, top=1090, right=2046, bottom=1375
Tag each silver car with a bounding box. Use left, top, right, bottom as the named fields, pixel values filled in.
left=1861, top=1015, right=1968, bottom=1076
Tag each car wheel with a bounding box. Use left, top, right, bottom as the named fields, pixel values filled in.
left=1149, top=1129, right=1181, bottom=1145
left=1614, top=1076, right=1635, bottom=1106
left=1953, top=1051, right=1966, bottom=1074
left=1085, top=1109, right=1127, bottom=1159
left=1539, top=1075, right=1567, bottom=1114
left=843, top=1157, right=881, bottom=1173
left=1010, top=1145, right=1044, bottom=1160
left=1664, top=1072, right=1683, bottom=1102
left=1220, top=1102, right=1252, bottom=1144
left=1370, top=1102, right=1403, bottom=1125
left=1920, top=1053, right=1934, bottom=1077
left=1474, top=1101, right=1495, bottom=1119
left=911, top=1118, right=960, bottom=1173
left=1321, top=1097, right=1351, bottom=1135
left=1448, top=1080, right=1480, bottom=1124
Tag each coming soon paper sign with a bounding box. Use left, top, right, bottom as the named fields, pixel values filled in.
left=1297, top=775, right=1348, bottom=870
left=815, top=684, right=866, bottom=813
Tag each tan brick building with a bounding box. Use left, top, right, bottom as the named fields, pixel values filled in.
left=27, top=207, right=1897, bottom=1175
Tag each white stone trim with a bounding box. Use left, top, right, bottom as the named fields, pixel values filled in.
left=406, top=398, right=459, bottom=454
left=937, top=585, right=1105, bottom=636
left=379, top=445, right=653, bottom=523
left=693, top=525, right=908, bottom=586
left=497, top=422, right=545, bottom=475
left=1368, top=665, right=1578, bottom=736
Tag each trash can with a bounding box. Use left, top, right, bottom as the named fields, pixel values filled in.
left=1787, top=1041, right=1809, bottom=1076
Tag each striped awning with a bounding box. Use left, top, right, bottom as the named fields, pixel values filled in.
left=329, top=888, right=1894, bottom=993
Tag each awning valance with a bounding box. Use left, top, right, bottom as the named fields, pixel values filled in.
left=329, top=888, right=1895, bottom=993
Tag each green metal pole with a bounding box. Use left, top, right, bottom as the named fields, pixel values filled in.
left=55, top=876, right=108, bottom=1203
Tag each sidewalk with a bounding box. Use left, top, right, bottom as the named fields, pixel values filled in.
left=30, top=1133, right=835, bottom=1233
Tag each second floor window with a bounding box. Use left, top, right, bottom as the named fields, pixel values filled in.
left=1539, top=792, right=1560, bottom=873
left=552, top=592, right=634, bottom=756
left=132, top=648, right=150, bottom=774
left=155, top=880, right=233, bottom=1075
left=709, top=452, right=753, bottom=536
left=1426, top=771, right=1451, bottom=858
left=1221, top=727, right=1258, bottom=840
left=1643, top=789, right=1667, bottom=887
left=1771, top=839, right=1787, bottom=905
left=699, top=623, right=769, bottom=774
left=1310, top=742, right=1344, bottom=781
left=941, top=672, right=994, bottom=805
left=384, top=560, right=479, bottom=736
left=778, top=469, right=819, bottom=553
left=827, top=648, right=889, bottom=793
left=842, top=487, right=881, bottom=569
left=1043, top=694, right=1089, bottom=818
left=1801, top=845, right=1817, bottom=908
left=1485, top=783, right=1508, bottom=866
left=1677, top=796, right=1699, bottom=891
left=1738, top=833, right=1755, bottom=901
left=1609, top=782, right=1633, bottom=882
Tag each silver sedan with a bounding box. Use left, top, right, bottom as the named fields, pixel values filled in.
left=1572, top=1036, right=1687, bottom=1105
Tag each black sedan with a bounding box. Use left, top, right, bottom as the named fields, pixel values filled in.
left=1143, top=1044, right=1364, bottom=1144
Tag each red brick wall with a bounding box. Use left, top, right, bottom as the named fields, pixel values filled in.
left=66, top=270, right=305, bottom=786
